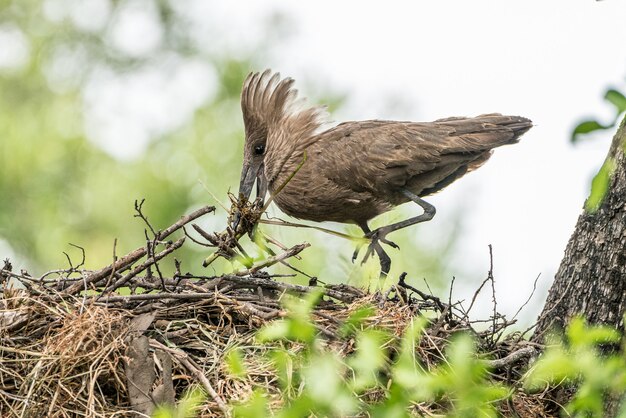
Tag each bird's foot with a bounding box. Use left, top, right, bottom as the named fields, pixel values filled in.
left=357, top=228, right=399, bottom=264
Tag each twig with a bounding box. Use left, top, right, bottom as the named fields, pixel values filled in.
left=448, top=276, right=455, bottom=312
left=134, top=199, right=157, bottom=237
left=524, top=277, right=577, bottom=341
left=260, top=218, right=361, bottom=241
left=484, top=346, right=537, bottom=369
left=149, top=340, right=230, bottom=417
left=183, top=226, right=213, bottom=247
left=398, top=273, right=446, bottom=312
left=488, top=245, right=498, bottom=340
left=157, top=205, right=215, bottom=240
left=97, top=292, right=215, bottom=303
left=102, top=238, right=119, bottom=293
left=512, top=273, right=541, bottom=322
left=237, top=243, right=310, bottom=274
left=64, top=247, right=148, bottom=295
left=221, top=274, right=357, bottom=303
left=101, top=238, right=185, bottom=294
left=235, top=300, right=284, bottom=320
left=69, top=243, right=86, bottom=269
left=466, top=274, right=491, bottom=319
left=260, top=151, right=307, bottom=213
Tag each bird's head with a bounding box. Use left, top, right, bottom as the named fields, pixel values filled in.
left=237, top=70, right=328, bottom=204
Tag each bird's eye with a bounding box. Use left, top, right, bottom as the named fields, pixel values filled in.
left=254, top=144, right=265, bottom=155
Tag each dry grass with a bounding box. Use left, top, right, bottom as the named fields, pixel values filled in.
left=1, top=294, right=129, bottom=417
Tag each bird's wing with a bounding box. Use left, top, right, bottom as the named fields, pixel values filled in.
left=315, top=114, right=531, bottom=197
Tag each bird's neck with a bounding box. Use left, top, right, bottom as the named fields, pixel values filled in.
left=264, top=111, right=323, bottom=186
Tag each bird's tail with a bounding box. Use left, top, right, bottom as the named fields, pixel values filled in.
left=433, top=113, right=532, bottom=153
left=475, top=113, right=533, bottom=142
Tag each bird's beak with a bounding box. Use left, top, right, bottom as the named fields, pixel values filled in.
left=238, top=162, right=266, bottom=203
left=234, top=162, right=266, bottom=231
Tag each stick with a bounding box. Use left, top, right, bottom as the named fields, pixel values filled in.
left=149, top=340, right=230, bottom=417
left=64, top=206, right=214, bottom=295
left=484, top=346, right=537, bottom=369
left=101, top=238, right=185, bottom=293
left=236, top=243, right=310, bottom=274
left=221, top=274, right=356, bottom=303
left=157, top=206, right=215, bottom=240
left=97, top=292, right=215, bottom=303
left=64, top=247, right=148, bottom=295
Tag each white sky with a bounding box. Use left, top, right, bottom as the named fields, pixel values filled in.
left=216, top=0, right=626, bottom=323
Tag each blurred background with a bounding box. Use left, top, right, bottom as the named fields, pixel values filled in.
left=1, top=0, right=625, bottom=325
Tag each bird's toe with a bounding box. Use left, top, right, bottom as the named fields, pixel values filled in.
left=365, top=229, right=398, bottom=250
left=351, top=247, right=359, bottom=263
left=381, top=237, right=400, bottom=250
left=361, top=244, right=376, bottom=265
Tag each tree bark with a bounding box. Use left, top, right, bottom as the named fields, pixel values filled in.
left=532, top=116, right=626, bottom=417
left=533, top=117, right=626, bottom=339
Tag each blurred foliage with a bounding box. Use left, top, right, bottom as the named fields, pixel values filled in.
left=153, top=386, right=205, bottom=418
left=232, top=292, right=508, bottom=417
left=225, top=298, right=626, bottom=417
left=0, top=0, right=252, bottom=271
left=585, top=157, right=615, bottom=213
left=0, top=0, right=458, bottom=286
left=572, top=87, right=626, bottom=143
left=526, top=317, right=626, bottom=418
left=572, top=83, right=626, bottom=213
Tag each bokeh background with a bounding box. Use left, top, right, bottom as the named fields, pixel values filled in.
left=1, top=0, right=625, bottom=325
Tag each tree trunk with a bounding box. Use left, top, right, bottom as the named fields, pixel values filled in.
left=532, top=116, right=626, bottom=417
left=533, top=117, right=626, bottom=339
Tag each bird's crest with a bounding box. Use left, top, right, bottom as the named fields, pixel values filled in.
left=241, top=70, right=328, bottom=183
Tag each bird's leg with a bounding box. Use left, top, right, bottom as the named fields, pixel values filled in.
left=361, top=189, right=436, bottom=275
left=374, top=189, right=436, bottom=238
left=373, top=239, right=392, bottom=277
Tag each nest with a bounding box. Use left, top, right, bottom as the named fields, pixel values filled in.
left=0, top=202, right=556, bottom=417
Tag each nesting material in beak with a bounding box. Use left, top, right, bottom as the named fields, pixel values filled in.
left=234, top=162, right=266, bottom=231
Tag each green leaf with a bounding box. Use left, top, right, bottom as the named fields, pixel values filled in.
left=524, top=348, right=576, bottom=389
left=604, top=89, right=626, bottom=114
left=232, top=390, right=270, bottom=418
left=571, top=120, right=613, bottom=143
left=302, top=352, right=357, bottom=415
left=339, top=305, right=376, bottom=337
left=348, top=329, right=389, bottom=390
left=225, top=348, right=247, bottom=379
left=567, top=316, right=621, bottom=347
left=585, top=157, right=615, bottom=213
left=153, top=386, right=205, bottom=418
left=269, top=349, right=298, bottom=393
left=257, top=320, right=291, bottom=342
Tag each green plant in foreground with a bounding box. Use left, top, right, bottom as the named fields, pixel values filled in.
left=230, top=291, right=510, bottom=417
left=525, top=317, right=626, bottom=418
left=157, top=302, right=626, bottom=417
left=572, top=88, right=626, bottom=143
left=572, top=84, right=626, bottom=213
left=153, top=387, right=206, bottom=418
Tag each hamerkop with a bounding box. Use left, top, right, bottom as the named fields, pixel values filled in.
left=238, top=70, right=532, bottom=276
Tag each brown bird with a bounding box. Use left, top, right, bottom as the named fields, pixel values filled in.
left=238, top=70, right=532, bottom=276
